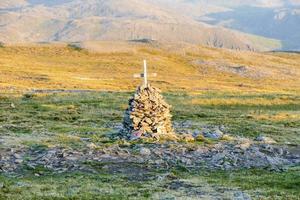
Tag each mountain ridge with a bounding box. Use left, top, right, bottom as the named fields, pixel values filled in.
left=0, top=0, right=288, bottom=51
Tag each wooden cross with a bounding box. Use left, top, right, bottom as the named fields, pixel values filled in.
left=134, top=60, right=157, bottom=86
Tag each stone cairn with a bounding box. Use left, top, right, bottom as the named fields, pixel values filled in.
left=121, top=60, right=176, bottom=140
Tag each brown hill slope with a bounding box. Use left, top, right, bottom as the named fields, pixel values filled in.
left=0, top=0, right=27, bottom=9
left=0, top=0, right=281, bottom=51
left=0, top=41, right=299, bottom=94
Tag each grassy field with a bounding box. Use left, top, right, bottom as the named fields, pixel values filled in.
left=2, top=91, right=300, bottom=145
left=1, top=167, right=299, bottom=199
left=0, top=91, right=299, bottom=199
left=0, top=42, right=300, bottom=199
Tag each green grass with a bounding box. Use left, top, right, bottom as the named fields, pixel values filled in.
left=1, top=167, right=299, bottom=199
left=166, top=92, right=300, bottom=143
left=1, top=91, right=299, bottom=199
left=173, top=166, right=300, bottom=200
left=0, top=173, right=156, bottom=200
left=202, top=167, right=300, bottom=199
left=1, top=91, right=299, bottom=145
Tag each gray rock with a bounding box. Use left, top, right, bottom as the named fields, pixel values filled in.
left=14, top=153, right=22, bottom=159
left=233, top=191, right=252, bottom=200
left=203, top=131, right=223, bottom=139
left=155, top=159, right=164, bottom=165
left=140, top=148, right=151, bottom=156
left=15, top=159, right=23, bottom=164
left=192, top=129, right=201, bottom=137
left=202, top=128, right=211, bottom=135
left=80, top=138, right=91, bottom=142
left=200, top=127, right=224, bottom=139
left=219, top=125, right=226, bottom=132
left=213, top=128, right=224, bottom=135
left=255, top=135, right=276, bottom=144
left=275, top=147, right=284, bottom=156
left=261, top=144, right=274, bottom=153
left=66, top=156, right=78, bottom=161
left=211, top=153, right=226, bottom=165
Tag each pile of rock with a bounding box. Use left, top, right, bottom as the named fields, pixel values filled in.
left=122, top=84, right=175, bottom=140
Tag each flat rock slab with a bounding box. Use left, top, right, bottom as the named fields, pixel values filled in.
left=1, top=141, right=299, bottom=174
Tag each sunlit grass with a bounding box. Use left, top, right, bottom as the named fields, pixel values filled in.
left=1, top=91, right=299, bottom=144
left=190, top=97, right=299, bottom=106
left=0, top=42, right=299, bottom=94
left=0, top=42, right=299, bottom=199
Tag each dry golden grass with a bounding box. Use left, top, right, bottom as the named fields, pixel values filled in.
left=190, top=98, right=299, bottom=106
left=251, top=112, right=300, bottom=122
left=0, top=42, right=299, bottom=94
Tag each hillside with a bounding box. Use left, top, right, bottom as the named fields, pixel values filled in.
left=0, top=42, right=300, bottom=199
left=152, top=0, right=300, bottom=50
left=202, top=5, right=300, bottom=51
left=0, top=0, right=282, bottom=51
left=0, top=42, right=299, bottom=94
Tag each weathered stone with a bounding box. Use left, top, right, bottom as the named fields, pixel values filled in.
left=14, top=153, right=22, bottom=159
left=233, top=191, right=252, bottom=200
left=192, top=129, right=201, bottom=137
left=255, top=135, right=277, bottom=144
left=15, top=159, right=23, bottom=164
left=275, top=147, right=284, bottom=156
left=212, top=128, right=224, bottom=137
left=203, top=132, right=223, bottom=139
left=140, top=147, right=151, bottom=156
left=202, top=128, right=223, bottom=139
left=202, top=128, right=211, bottom=135
left=80, top=138, right=91, bottom=142
left=121, top=84, right=175, bottom=140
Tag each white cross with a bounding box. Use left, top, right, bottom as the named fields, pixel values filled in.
left=134, top=60, right=157, bottom=87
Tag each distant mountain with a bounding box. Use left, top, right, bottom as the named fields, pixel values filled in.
left=0, top=0, right=294, bottom=51
left=149, top=0, right=300, bottom=50
left=0, top=0, right=28, bottom=9
left=198, top=2, right=300, bottom=51
left=164, top=0, right=300, bottom=50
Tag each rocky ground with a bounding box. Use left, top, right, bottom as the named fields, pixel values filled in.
left=1, top=89, right=299, bottom=199
left=1, top=125, right=299, bottom=175
left=1, top=131, right=299, bottom=199
left=1, top=141, right=299, bottom=175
